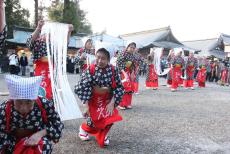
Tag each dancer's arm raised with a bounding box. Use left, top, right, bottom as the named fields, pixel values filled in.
left=31, top=20, right=44, bottom=41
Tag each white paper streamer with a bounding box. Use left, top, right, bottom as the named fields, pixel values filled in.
left=152, top=48, right=170, bottom=76
left=86, top=53, right=96, bottom=68
left=41, top=22, right=82, bottom=121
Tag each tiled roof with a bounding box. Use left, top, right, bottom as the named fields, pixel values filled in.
left=120, top=26, right=184, bottom=49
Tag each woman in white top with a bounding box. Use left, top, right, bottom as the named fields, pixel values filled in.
left=8, top=51, right=19, bottom=75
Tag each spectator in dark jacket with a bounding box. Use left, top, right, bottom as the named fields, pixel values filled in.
left=19, top=52, right=28, bottom=76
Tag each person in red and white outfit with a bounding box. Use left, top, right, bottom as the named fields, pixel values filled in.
left=146, top=53, right=158, bottom=90
left=116, top=42, right=142, bottom=109
left=132, top=49, right=144, bottom=94
left=26, top=20, right=73, bottom=100
left=76, top=39, right=96, bottom=74
left=184, top=51, right=198, bottom=90
left=170, top=49, right=184, bottom=92
left=197, top=64, right=207, bottom=87
left=166, top=49, right=175, bottom=87
left=75, top=48, right=124, bottom=148
left=196, top=57, right=207, bottom=88
left=220, top=63, right=229, bottom=86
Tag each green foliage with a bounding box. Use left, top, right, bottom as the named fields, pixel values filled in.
left=63, top=1, right=80, bottom=32
left=5, top=0, right=30, bottom=38
left=48, top=3, right=64, bottom=22
left=48, top=0, right=92, bottom=35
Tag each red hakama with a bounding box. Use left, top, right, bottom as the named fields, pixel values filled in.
left=119, top=68, right=133, bottom=107
left=197, top=68, right=206, bottom=87
left=171, top=65, right=182, bottom=90
left=146, top=64, right=158, bottom=88
left=221, top=69, right=229, bottom=85
left=81, top=88, right=122, bottom=148
left=184, top=65, right=195, bottom=88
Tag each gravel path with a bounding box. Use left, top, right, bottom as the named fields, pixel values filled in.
left=1, top=74, right=230, bottom=154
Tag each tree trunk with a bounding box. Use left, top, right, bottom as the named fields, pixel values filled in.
left=63, top=0, right=70, bottom=23
left=34, top=0, right=38, bottom=26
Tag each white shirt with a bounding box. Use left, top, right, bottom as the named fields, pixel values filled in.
left=9, top=54, right=18, bottom=66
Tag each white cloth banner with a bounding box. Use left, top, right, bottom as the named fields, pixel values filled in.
left=85, top=53, right=96, bottom=67
left=152, top=48, right=170, bottom=76
left=41, top=22, right=82, bottom=121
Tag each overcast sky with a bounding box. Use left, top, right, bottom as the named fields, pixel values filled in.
left=21, top=0, right=230, bottom=41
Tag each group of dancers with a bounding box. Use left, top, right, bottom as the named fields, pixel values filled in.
left=0, top=7, right=135, bottom=151
left=165, top=49, right=206, bottom=91
left=0, top=0, right=229, bottom=152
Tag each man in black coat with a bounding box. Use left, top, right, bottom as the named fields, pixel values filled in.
left=19, top=52, right=28, bottom=76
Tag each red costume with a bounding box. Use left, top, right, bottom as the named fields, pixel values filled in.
left=170, top=54, right=184, bottom=90
left=197, top=66, right=206, bottom=87
left=75, top=64, right=124, bottom=147
left=117, top=51, right=139, bottom=108
left=120, top=67, right=133, bottom=107
left=81, top=87, right=122, bottom=147
left=220, top=67, right=229, bottom=85
left=184, top=57, right=198, bottom=88
left=146, top=64, right=158, bottom=88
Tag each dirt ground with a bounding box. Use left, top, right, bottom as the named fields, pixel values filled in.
left=1, top=74, right=230, bottom=154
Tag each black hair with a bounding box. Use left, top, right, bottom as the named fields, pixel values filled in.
left=127, top=42, right=136, bottom=49
left=85, top=39, right=93, bottom=47
left=96, top=48, right=110, bottom=60
left=147, top=54, right=153, bottom=62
